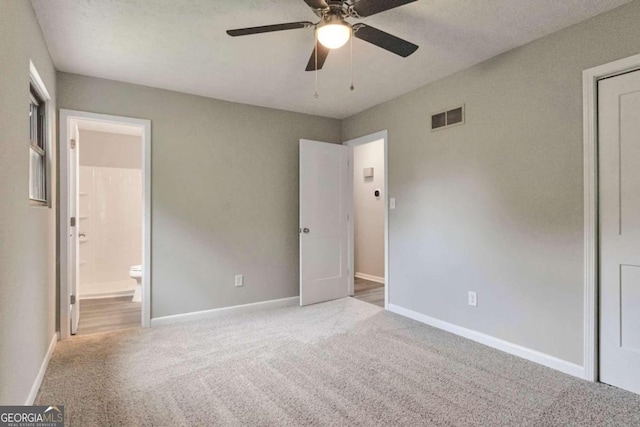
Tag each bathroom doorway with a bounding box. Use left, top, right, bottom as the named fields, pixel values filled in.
left=60, top=110, right=151, bottom=338
left=344, top=131, right=388, bottom=309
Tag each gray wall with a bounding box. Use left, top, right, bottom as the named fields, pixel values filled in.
left=79, top=130, right=142, bottom=169
left=57, top=73, right=342, bottom=318
left=342, top=1, right=640, bottom=365
left=353, top=139, right=385, bottom=279
left=0, top=1, right=57, bottom=404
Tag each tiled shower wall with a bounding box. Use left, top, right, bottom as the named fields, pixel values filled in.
left=79, top=166, right=142, bottom=298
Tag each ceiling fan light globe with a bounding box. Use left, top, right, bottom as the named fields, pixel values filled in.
left=317, top=23, right=351, bottom=49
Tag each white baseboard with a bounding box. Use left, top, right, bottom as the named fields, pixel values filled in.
left=80, top=289, right=134, bottom=300
left=388, top=304, right=585, bottom=379
left=151, top=296, right=299, bottom=327
left=25, top=332, right=57, bottom=405
left=355, top=272, right=385, bottom=284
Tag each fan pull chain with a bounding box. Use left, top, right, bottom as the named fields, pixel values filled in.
left=350, top=32, right=355, bottom=91
left=314, top=30, right=319, bottom=98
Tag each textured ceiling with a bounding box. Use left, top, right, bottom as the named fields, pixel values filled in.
left=31, top=0, right=630, bottom=118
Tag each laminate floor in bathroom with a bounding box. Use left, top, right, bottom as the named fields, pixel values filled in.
left=76, top=296, right=141, bottom=336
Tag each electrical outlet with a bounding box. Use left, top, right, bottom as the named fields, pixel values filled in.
left=468, top=291, right=477, bottom=307
left=235, top=274, right=244, bottom=287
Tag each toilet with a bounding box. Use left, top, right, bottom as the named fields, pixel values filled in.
left=129, top=265, right=142, bottom=302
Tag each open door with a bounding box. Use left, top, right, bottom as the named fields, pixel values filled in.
left=299, top=139, right=350, bottom=306
left=69, top=124, right=80, bottom=334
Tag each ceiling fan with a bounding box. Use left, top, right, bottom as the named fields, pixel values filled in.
left=226, top=0, right=419, bottom=72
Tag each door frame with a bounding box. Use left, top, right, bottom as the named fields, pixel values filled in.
left=583, top=53, right=640, bottom=382
left=343, top=130, right=389, bottom=309
left=59, top=109, right=152, bottom=339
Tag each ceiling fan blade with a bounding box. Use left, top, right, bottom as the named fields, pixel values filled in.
left=352, top=0, right=418, bottom=17
left=305, top=44, right=330, bottom=71
left=227, top=21, right=313, bottom=37
left=354, top=24, right=418, bottom=57
left=304, top=0, right=329, bottom=9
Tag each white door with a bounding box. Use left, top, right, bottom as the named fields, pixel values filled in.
left=299, top=139, right=350, bottom=306
left=70, top=128, right=80, bottom=334
left=599, top=70, right=640, bottom=394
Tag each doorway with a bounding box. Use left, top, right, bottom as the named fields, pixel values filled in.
left=298, top=132, right=388, bottom=309
left=345, top=131, right=388, bottom=309
left=59, top=110, right=151, bottom=338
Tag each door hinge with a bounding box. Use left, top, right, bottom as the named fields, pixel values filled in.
left=70, top=295, right=76, bottom=305
left=70, top=138, right=76, bottom=149
left=70, top=217, right=76, bottom=227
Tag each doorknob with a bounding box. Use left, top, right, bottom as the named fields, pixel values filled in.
left=302, top=228, right=310, bottom=233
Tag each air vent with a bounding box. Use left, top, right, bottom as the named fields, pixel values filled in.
left=431, top=112, right=446, bottom=130
left=431, top=105, right=465, bottom=131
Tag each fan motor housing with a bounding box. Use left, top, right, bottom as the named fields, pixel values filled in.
left=320, top=1, right=352, bottom=19
left=319, top=13, right=352, bottom=28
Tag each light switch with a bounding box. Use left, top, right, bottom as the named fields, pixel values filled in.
left=390, top=198, right=396, bottom=209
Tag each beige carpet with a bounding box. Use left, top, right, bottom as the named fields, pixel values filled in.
left=37, top=298, right=640, bottom=426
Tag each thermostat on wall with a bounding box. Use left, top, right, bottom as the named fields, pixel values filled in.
left=363, top=167, right=374, bottom=178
